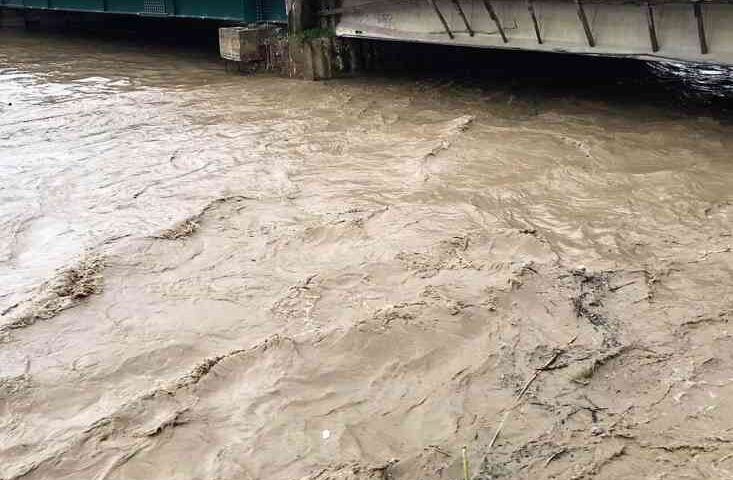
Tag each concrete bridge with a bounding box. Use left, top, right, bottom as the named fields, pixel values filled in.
left=2, top=0, right=732, bottom=65
left=308, top=0, right=733, bottom=65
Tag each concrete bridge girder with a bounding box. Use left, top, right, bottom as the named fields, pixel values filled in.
left=313, top=0, right=733, bottom=65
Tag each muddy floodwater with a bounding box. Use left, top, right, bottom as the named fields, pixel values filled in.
left=1, top=28, right=732, bottom=480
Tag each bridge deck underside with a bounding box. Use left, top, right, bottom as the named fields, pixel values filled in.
left=329, top=0, right=733, bottom=65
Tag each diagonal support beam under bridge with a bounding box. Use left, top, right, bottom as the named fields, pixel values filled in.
left=575, top=0, right=596, bottom=47
left=527, top=0, right=543, bottom=44
left=693, top=1, right=709, bottom=54
left=482, top=0, right=509, bottom=43
left=451, top=0, right=475, bottom=36
left=644, top=1, right=660, bottom=52
left=426, top=0, right=455, bottom=38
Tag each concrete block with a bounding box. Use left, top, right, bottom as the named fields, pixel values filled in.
left=219, top=26, right=272, bottom=63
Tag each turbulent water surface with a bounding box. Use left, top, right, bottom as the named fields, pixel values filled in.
left=1, top=28, right=732, bottom=480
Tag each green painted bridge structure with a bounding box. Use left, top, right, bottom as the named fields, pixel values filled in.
left=0, top=0, right=287, bottom=22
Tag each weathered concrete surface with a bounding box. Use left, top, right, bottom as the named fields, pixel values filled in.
left=219, top=27, right=265, bottom=63
left=283, top=1, right=345, bottom=80
left=288, top=36, right=343, bottom=80
left=219, top=25, right=291, bottom=76
left=332, top=0, right=733, bottom=65
left=287, top=0, right=318, bottom=34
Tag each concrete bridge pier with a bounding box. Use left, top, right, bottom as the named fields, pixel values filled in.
left=287, top=0, right=341, bottom=80
left=286, top=0, right=381, bottom=80
left=218, top=0, right=385, bottom=80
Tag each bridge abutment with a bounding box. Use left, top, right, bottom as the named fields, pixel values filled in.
left=286, top=0, right=342, bottom=80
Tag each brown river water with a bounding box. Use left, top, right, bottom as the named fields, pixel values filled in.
left=1, top=27, right=732, bottom=480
